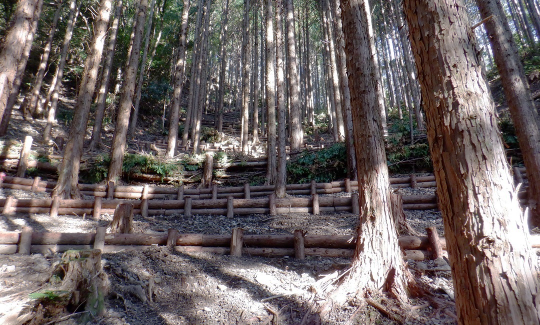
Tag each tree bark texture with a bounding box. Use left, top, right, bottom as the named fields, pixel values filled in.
left=108, top=0, right=148, bottom=182
left=275, top=0, right=287, bottom=198
left=215, top=0, right=230, bottom=135
left=241, top=0, right=251, bottom=153
left=53, top=0, right=112, bottom=198
left=265, top=0, right=277, bottom=185
left=403, top=0, right=540, bottom=324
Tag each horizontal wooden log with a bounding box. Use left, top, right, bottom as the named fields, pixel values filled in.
left=0, top=244, right=18, bottom=254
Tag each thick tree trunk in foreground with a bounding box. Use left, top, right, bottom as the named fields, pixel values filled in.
left=166, top=0, right=190, bottom=157
left=265, top=0, right=277, bottom=185
left=0, top=0, right=43, bottom=134
left=53, top=0, right=112, bottom=199
left=403, top=1, right=540, bottom=324
left=88, top=0, right=122, bottom=150
left=275, top=0, right=287, bottom=198
left=475, top=0, right=540, bottom=229
left=108, top=0, right=148, bottom=182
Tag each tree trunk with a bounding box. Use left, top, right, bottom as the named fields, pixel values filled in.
left=275, top=0, right=287, bottom=198
left=215, top=0, right=230, bottom=136
left=166, top=0, right=190, bottom=157
left=265, top=0, right=277, bottom=185
left=88, top=0, right=122, bottom=150
left=285, top=0, right=303, bottom=151
left=475, top=0, right=540, bottom=228
left=43, top=0, right=80, bottom=142
left=0, top=0, right=43, bottom=135
left=240, top=0, right=251, bottom=153
left=107, top=0, right=148, bottom=182
left=403, top=0, right=540, bottom=323
left=20, top=0, right=62, bottom=119
left=252, top=9, right=260, bottom=145
left=53, top=0, right=112, bottom=199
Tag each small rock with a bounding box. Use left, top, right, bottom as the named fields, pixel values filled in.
left=154, top=277, right=162, bottom=284
left=416, top=262, right=428, bottom=270
left=434, top=257, right=447, bottom=267
left=217, top=284, right=227, bottom=291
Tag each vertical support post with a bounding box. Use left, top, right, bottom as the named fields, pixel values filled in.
left=50, top=195, right=60, bottom=218
left=141, top=184, right=149, bottom=199
left=16, top=135, right=33, bottom=178
left=167, top=228, right=179, bottom=248
left=352, top=192, right=360, bottom=215
left=110, top=203, right=134, bottom=234
left=212, top=184, right=218, bottom=200
left=184, top=196, right=192, bottom=217
left=141, top=199, right=149, bottom=218
left=312, top=194, right=320, bottom=215
left=294, top=229, right=305, bottom=260
left=230, top=228, right=244, bottom=257
left=410, top=174, right=418, bottom=189
left=227, top=196, right=234, bottom=218
left=269, top=193, right=277, bottom=216
left=107, top=180, right=115, bottom=200
left=93, top=197, right=102, bottom=220
left=344, top=178, right=351, bottom=193
left=3, top=196, right=15, bottom=215
left=177, top=185, right=184, bottom=200
left=310, top=180, right=317, bottom=195
left=94, top=226, right=107, bottom=251
left=244, top=183, right=250, bottom=199
left=426, top=226, right=443, bottom=260
left=18, top=226, right=33, bottom=255
left=31, top=177, right=41, bottom=192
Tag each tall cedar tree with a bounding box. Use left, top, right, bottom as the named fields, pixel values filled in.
left=403, top=0, right=540, bottom=323
left=215, top=0, right=230, bottom=135
left=265, top=0, right=277, bottom=184
left=275, top=0, right=287, bottom=197
left=53, top=0, right=112, bottom=198
left=240, top=0, right=251, bottom=153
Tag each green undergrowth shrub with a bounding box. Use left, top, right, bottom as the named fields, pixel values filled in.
left=287, top=143, right=347, bottom=184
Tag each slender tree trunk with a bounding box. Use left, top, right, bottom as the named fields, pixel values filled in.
left=240, top=0, right=251, bottom=153
left=166, top=0, right=190, bottom=157
left=88, top=0, right=122, bottom=150
left=265, top=0, right=277, bottom=184
left=524, top=0, right=540, bottom=37
left=275, top=0, right=287, bottom=198
left=216, top=0, right=229, bottom=135
left=53, top=0, right=112, bottom=198
left=0, top=0, right=43, bottom=135
left=285, top=0, right=302, bottom=151
left=404, top=0, right=540, bottom=323
left=252, top=9, right=260, bottom=145
left=20, top=1, right=62, bottom=119
left=107, top=0, right=148, bottom=182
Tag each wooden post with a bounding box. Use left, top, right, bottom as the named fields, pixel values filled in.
left=230, top=228, right=244, bottom=257
left=244, top=183, right=251, bottom=199
left=294, top=229, right=305, bottom=260
left=311, top=180, right=317, bottom=195
left=345, top=178, right=351, bottom=193
left=107, top=180, right=115, bottom=200
left=31, top=177, right=41, bottom=192
left=184, top=197, right=192, bottom=217
left=18, top=226, right=33, bottom=255
left=16, top=135, right=33, bottom=178
left=352, top=193, right=360, bottom=215
left=514, top=167, right=524, bottom=185
left=3, top=196, right=15, bottom=215
left=141, top=184, right=149, bottom=200
left=93, top=197, right=102, bottom=220
left=410, top=174, right=418, bottom=189
left=167, top=228, right=179, bottom=248
left=212, top=184, right=218, bottom=200
left=141, top=199, right=149, bottom=218
left=227, top=196, right=234, bottom=218
left=202, top=153, right=213, bottom=188
left=50, top=195, right=60, bottom=218
left=426, top=227, right=443, bottom=260
left=269, top=193, right=277, bottom=216
left=94, top=226, right=107, bottom=251
left=110, top=203, right=134, bottom=234
left=312, top=194, right=320, bottom=215
left=177, top=185, right=184, bottom=200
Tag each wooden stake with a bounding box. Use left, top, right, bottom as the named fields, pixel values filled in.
left=31, top=177, right=41, bottom=192
left=167, top=228, right=179, bottom=248
left=230, top=228, right=244, bottom=257
left=202, top=153, right=213, bottom=188
left=184, top=197, right=192, bottom=217
left=294, top=230, right=305, bottom=260
left=141, top=199, right=149, bottom=218
left=426, top=226, right=443, bottom=259
left=352, top=193, right=360, bottom=215
left=3, top=196, right=15, bottom=215
left=141, top=184, right=149, bottom=200
left=50, top=195, right=60, bottom=218
left=344, top=178, right=351, bottom=193
left=110, top=203, right=134, bottom=234
left=107, top=180, right=115, bottom=200
left=227, top=196, right=234, bottom=218
left=177, top=185, right=184, bottom=200
left=212, top=184, right=218, bottom=200
left=244, top=183, right=251, bottom=199
left=16, top=135, right=33, bottom=178
left=410, top=174, right=418, bottom=189
left=312, top=194, right=320, bottom=215
left=94, top=226, right=107, bottom=251
left=311, top=180, right=317, bottom=195
left=93, top=197, right=102, bottom=220
left=269, top=193, right=277, bottom=216
left=18, top=226, right=33, bottom=255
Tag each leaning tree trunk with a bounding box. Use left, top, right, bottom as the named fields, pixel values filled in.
left=403, top=0, right=540, bottom=324
left=0, top=0, right=43, bottom=135
left=475, top=0, right=540, bottom=229
left=265, top=0, right=277, bottom=185
left=53, top=0, right=112, bottom=199
left=88, top=0, right=122, bottom=150
left=275, top=0, right=287, bottom=198
left=108, top=0, right=148, bottom=182
left=166, top=0, right=190, bottom=157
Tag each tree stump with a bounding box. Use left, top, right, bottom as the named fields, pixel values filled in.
left=94, top=226, right=107, bottom=251
left=106, top=180, right=115, bottom=200
left=230, top=228, right=244, bottom=257
left=110, top=203, right=133, bottom=234
left=18, top=226, right=33, bottom=255
left=201, top=153, right=213, bottom=188
left=167, top=228, right=179, bottom=249
left=294, top=230, right=305, bottom=260
left=426, top=226, right=443, bottom=259
left=16, top=135, right=33, bottom=178
left=31, top=177, right=41, bottom=192
left=391, top=192, right=419, bottom=236
left=312, top=194, right=320, bottom=215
